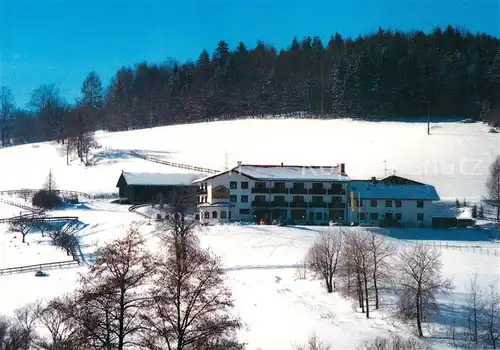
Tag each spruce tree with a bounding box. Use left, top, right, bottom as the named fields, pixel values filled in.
left=472, top=204, right=477, bottom=218
left=479, top=203, right=484, bottom=218
left=456, top=199, right=461, bottom=208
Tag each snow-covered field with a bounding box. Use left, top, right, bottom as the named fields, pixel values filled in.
left=0, top=118, right=498, bottom=198
left=0, top=118, right=499, bottom=349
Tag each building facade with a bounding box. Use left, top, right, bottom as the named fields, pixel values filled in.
left=347, top=176, right=440, bottom=227
left=194, top=163, right=350, bottom=225
left=116, top=171, right=200, bottom=204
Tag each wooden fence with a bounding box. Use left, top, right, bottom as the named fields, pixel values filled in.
left=0, top=189, right=92, bottom=199
left=0, top=259, right=80, bottom=276
left=128, top=150, right=219, bottom=174
left=129, top=203, right=152, bottom=219
left=403, top=239, right=500, bottom=256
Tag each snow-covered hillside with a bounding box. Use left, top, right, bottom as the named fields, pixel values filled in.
left=0, top=118, right=499, bottom=349
left=0, top=118, right=498, bottom=199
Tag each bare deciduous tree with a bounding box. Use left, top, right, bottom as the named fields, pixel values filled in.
left=486, top=155, right=500, bottom=220
left=307, top=228, right=344, bottom=293
left=10, top=216, right=33, bottom=243
left=344, top=230, right=372, bottom=318
left=294, top=333, right=331, bottom=350
left=466, top=274, right=486, bottom=344
left=141, top=201, right=243, bottom=350
left=0, top=315, right=31, bottom=350
left=357, top=334, right=430, bottom=350
left=368, top=232, right=394, bottom=309
left=35, top=297, right=82, bottom=349
left=68, top=226, right=153, bottom=349
left=396, top=244, right=452, bottom=337
left=484, top=281, right=500, bottom=349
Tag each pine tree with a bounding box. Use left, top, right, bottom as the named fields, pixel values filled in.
left=456, top=199, right=461, bottom=208
left=479, top=203, right=484, bottom=218
left=463, top=198, right=467, bottom=207
left=471, top=204, right=478, bottom=218
left=79, top=71, right=104, bottom=129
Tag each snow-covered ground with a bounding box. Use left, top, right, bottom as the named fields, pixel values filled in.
left=0, top=118, right=499, bottom=349
left=0, top=118, right=498, bottom=199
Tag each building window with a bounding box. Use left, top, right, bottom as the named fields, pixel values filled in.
left=417, top=200, right=424, bottom=208
left=360, top=213, right=366, bottom=220
left=395, top=200, right=402, bottom=207
left=230, top=195, right=237, bottom=203
left=312, top=196, right=323, bottom=202
left=212, top=211, right=217, bottom=219
left=385, top=200, right=392, bottom=207
left=293, top=183, right=305, bottom=189
left=255, top=195, right=266, bottom=202
left=312, top=183, right=323, bottom=190
left=221, top=211, right=227, bottom=219
left=370, top=200, right=377, bottom=207
left=230, top=181, right=237, bottom=189
left=395, top=213, right=402, bottom=220
left=293, top=196, right=304, bottom=202
left=241, top=195, right=248, bottom=203
left=241, top=181, right=249, bottom=189
left=274, top=182, right=285, bottom=189
left=316, top=212, right=323, bottom=220
left=255, top=182, right=266, bottom=189
left=417, top=213, right=424, bottom=221
left=370, top=213, right=378, bottom=220
left=239, top=209, right=250, bottom=215
left=204, top=212, right=209, bottom=219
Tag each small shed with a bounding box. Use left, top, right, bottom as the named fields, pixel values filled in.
left=116, top=171, right=201, bottom=204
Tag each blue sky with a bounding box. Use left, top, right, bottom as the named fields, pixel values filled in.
left=1, top=0, right=499, bottom=107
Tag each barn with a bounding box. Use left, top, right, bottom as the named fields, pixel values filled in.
left=116, top=171, right=201, bottom=204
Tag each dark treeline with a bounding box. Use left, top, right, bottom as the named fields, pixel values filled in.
left=1, top=25, right=499, bottom=146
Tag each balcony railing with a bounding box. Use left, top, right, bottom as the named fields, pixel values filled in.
left=290, top=188, right=308, bottom=194
left=290, top=201, right=307, bottom=208
left=251, top=187, right=270, bottom=194
left=252, top=201, right=270, bottom=207
left=328, top=202, right=346, bottom=209
left=270, top=201, right=288, bottom=207
left=309, top=202, right=327, bottom=208
left=270, top=187, right=288, bottom=194
left=328, top=189, right=346, bottom=195
left=309, top=188, right=326, bottom=195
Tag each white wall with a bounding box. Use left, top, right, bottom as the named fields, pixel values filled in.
left=352, top=199, right=434, bottom=227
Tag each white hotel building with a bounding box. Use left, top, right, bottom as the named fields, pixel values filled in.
left=193, top=163, right=440, bottom=227
left=194, top=163, right=349, bottom=225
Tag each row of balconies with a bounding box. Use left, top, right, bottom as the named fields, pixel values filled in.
left=251, top=188, right=346, bottom=195
left=251, top=200, right=346, bottom=209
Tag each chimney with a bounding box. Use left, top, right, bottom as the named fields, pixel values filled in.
left=340, top=163, right=345, bottom=174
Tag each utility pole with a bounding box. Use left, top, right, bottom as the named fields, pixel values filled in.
left=224, top=149, right=229, bottom=170
left=427, top=101, right=430, bottom=135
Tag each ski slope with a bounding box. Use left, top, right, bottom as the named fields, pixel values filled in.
left=0, top=118, right=498, bottom=199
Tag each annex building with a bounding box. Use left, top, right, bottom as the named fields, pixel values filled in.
left=347, top=175, right=440, bottom=227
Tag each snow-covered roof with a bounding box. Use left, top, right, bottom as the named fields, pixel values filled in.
left=349, top=180, right=440, bottom=201
left=119, top=172, right=202, bottom=186
left=194, top=164, right=349, bottom=182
